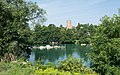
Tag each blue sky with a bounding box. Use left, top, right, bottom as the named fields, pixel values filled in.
left=28, top=0, right=120, bottom=26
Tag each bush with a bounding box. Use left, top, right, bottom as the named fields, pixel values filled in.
left=0, top=61, right=35, bottom=75
left=0, top=57, right=98, bottom=75
left=58, top=57, right=97, bottom=74
left=58, top=57, right=84, bottom=72
left=89, top=36, right=120, bottom=75
left=35, top=68, right=72, bottom=75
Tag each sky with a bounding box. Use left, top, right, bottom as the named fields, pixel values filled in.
left=28, top=0, right=120, bottom=27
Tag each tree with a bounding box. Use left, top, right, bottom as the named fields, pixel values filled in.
left=0, top=0, right=46, bottom=61
left=34, top=24, right=61, bottom=44
left=88, top=10, right=120, bottom=75
left=76, top=23, right=97, bottom=44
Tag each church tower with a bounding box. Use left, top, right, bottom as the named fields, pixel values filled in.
left=66, top=20, right=72, bottom=29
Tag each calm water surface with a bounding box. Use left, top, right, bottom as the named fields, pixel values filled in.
left=29, top=44, right=90, bottom=67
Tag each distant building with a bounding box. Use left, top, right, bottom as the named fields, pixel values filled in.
left=66, top=20, right=72, bottom=29
left=66, top=20, right=76, bottom=29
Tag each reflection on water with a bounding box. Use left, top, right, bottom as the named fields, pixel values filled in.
left=29, top=44, right=90, bottom=67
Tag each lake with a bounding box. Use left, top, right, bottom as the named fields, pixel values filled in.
left=29, top=44, right=90, bottom=67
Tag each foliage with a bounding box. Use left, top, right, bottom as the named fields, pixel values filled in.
left=34, top=24, right=61, bottom=44
left=58, top=57, right=96, bottom=74
left=35, top=68, right=73, bottom=75
left=0, top=58, right=98, bottom=75
left=76, top=23, right=97, bottom=44
left=0, top=0, right=46, bottom=61
left=89, top=36, right=120, bottom=75
left=99, top=15, right=120, bottom=38
left=0, top=61, right=35, bottom=75
left=35, top=57, right=98, bottom=75
left=88, top=10, right=120, bottom=75
left=33, top=23, right=97, bottom=44
left=58, top=57, right=84, bottom=72
left=35, top=68, right=98, bottom=75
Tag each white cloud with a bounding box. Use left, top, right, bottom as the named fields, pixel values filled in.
left=87, top=0, right=108, bottom=6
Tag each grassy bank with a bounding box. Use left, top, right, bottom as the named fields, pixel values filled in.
left=0, top=57, right=98, bottom=75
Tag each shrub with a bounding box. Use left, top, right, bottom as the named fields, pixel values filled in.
left=0, top=58, right=98, bottom=75
left=89, top=36, right=120, bottom=75
left=0, top=61, right=35, bottom=75
left=58, top=57, right=97, bottom=74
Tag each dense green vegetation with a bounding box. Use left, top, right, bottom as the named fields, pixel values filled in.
left=0, top=57, right=98, bottom=75
left=88, top=12, right=120, bottom=75
left=34, top=23, right=96, bottom=44
left=0, top=0, right=120, bottom=75
left=0, top=0, right=46, bottom=61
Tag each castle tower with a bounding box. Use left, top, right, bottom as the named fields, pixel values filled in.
left=66, top=20, right=72, bottom=29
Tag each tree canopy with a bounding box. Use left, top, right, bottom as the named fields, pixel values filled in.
left=0, top=0, right=46, bottom=61
left=33, top=23, right=97, bottom=45
left=89, top=10, right=120, bottom=75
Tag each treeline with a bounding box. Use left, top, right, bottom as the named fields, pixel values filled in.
left=33, top=23, right=97, bottom=44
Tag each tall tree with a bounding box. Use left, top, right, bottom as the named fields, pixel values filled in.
left=89, top=10, right=120, bottom=75
left=0, top=0, right=46, bottom=61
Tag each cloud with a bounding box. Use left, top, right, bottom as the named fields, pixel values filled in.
left=87, top=0, right=108, bottom=6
